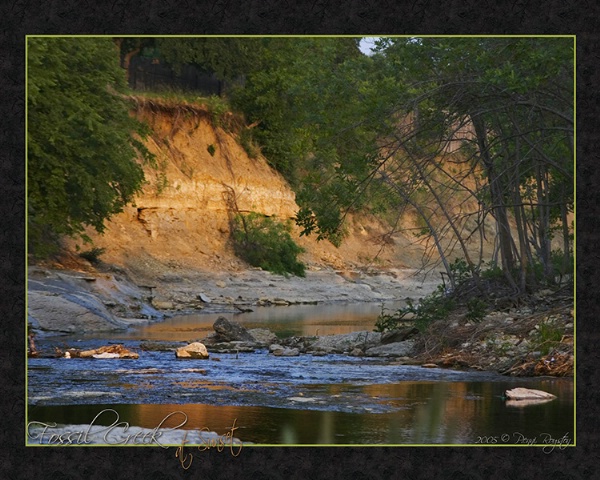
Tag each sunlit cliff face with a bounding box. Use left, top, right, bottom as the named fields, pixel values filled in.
left=67, top=102, right=426, bottom=275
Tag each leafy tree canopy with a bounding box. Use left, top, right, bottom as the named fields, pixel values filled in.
left=28, top=37, right=153, bottom=256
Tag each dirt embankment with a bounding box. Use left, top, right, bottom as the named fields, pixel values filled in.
left=60, top=99, right=435, bottom=280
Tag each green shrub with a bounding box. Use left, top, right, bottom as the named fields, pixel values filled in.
left=231, top=213, right=306, bottom=277
left=449, top=258, right=471, bottom=285
left=79, top=247, right=106, bottom=264
left=374, top=286, right=455, bottom=333
left=481, top=261, right=504, bottom=280
left=534, top=321, right=564, bottom=355
left=239, top=128, right=260, bottom=159
left=204, top=95, right=231, bottom=128
left=466, top=297, right=487, bottom=322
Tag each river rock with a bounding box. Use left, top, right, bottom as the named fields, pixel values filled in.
left=381, top=327, right=419, bottom=344
left=78, top=345, right=139, bottom=359
left=504, top=387, right=556, bottom=401
left=365, top=340, right=415, bottom=357
left=213, top=317, right=255, bottom=342
left=248, top=328, right=278, bottom=346
left=269, top=344, right=300, bottom=356
left=272, top=346, right=300, bottom=357
left=197, top=293, right=212, bottom=303
left=206, top=341, right=255, bottom=353
left=175, top=342, right=210, bottom=359
left=28, top=290, right=127, bottom=334
left=92, top=353, right=121, bottom=359
left=309, top=331, right=382, bottom=353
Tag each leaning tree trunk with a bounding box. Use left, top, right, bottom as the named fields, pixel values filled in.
left=535, top=162, right=554, bottom=284
left=471, top=114, right=517, bottom=290
left=379, top=172, right=456, bottom=290
left=404, top=150, right=481, bottom=289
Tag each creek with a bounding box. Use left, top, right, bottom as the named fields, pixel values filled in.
left=27, top=302, right=574, bottom=445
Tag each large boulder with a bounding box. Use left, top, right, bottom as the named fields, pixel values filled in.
left=381, top=327, right=419, bottom=344
left=365, top=340, right=415, bottom=357
left=28, top=290, right=127, bottom=334
left=248, top=328, right=278, bottom=346
left=309, top=331, right=382, bottom=354
left=175, top=342, right=210, bottom=359
left=213, top=317, right=255, bottom=342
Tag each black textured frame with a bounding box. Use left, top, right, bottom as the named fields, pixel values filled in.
left=2, top=3, right=596, bottom=478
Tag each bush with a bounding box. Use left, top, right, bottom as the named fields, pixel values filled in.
left=238, top=128, right=260, bottom=159
left=374, top=285, right=455, bottom=333
left=231, top=213, right=306, bottom=277
left=534, top=321, right=564, bottom=355
left=79, top=247, right=106, bottom=264
left=449, top=258, right=471, bottom=285
left=466, top=297, right=487, bottom=322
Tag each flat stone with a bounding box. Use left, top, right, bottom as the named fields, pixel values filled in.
left=505, top=388, right=556, bottom=401
left=153, top=301, right=174, bottom=310
left=28, top=290, right=127, bottom=334
left=175, top=342, right=210, bottom=359
left=365, top=340, right=415, bottom=357
left=79, top=345, right=139, bottom=359
left=198, top=293, right=212, bottom=303
left=310, top=331, right=382, bottom=353
left=381, top=327, right=419, bottom=344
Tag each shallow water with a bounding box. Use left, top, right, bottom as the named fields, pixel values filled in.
left=79, top=301, right=405, bottom=342
left=28, top=303, right=575, bottom=445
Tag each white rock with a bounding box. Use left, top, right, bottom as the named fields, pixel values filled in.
left=504, top=388, right=556, bottom=401
left=92, top=353, right=121, bottom=359
left=175, top=342, right=209, bottom=359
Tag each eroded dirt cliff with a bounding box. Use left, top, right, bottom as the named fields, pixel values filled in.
left=64, top=99, right=427, bottom=279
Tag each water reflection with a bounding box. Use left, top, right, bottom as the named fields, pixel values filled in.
left=28, top=378, right=573, bottom=445
left=31, top=301, right=574, bottom=445
left=84, top=302, right=406, bottom=342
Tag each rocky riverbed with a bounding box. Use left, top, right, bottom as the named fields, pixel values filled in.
left=27, top=264, right=573, bottom=377
left=27, top=264, right=438, bottom=336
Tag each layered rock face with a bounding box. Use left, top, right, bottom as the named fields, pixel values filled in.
left=66, top=102, right=426, bottom=277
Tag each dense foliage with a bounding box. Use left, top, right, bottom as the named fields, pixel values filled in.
left=224, top=37, right=574, bottom=294
left=28, top=37, right=153, bottom=256
left=231, top=213, right=306, bottom=277
left=29, top=36, right=573, bottom=296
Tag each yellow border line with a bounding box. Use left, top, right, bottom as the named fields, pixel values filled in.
left=25, top=35, right=576, bottom=449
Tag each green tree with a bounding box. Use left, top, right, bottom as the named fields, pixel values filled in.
left=230, top=37, right=363, bottom=182
left=293, top=37, right=573, bottom=292
left=155, top=37, right=264, bottom=81
left=231, top=213, right=306, bottom=277
left=28, top=37, right=153, bottom=256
